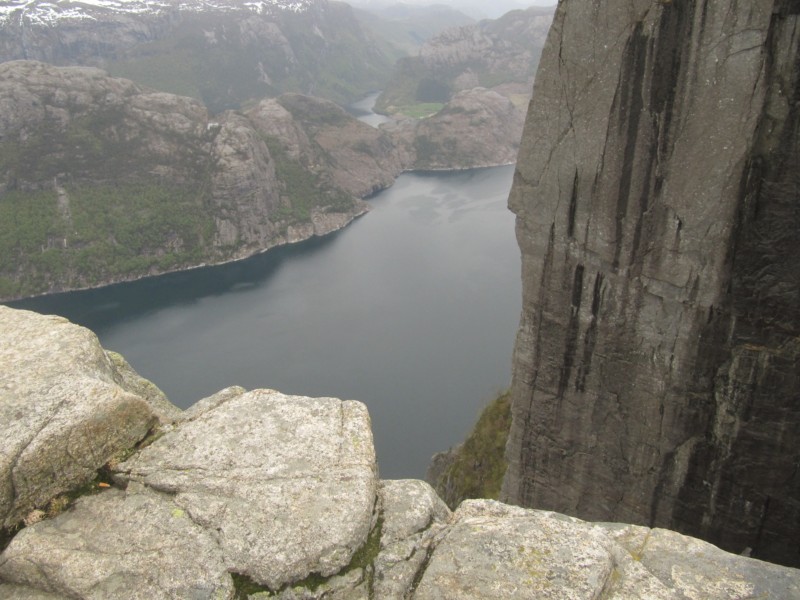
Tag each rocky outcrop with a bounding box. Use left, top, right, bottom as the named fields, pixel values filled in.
left=0, top=305, right=173, bottom=530
left=1, top=306, right=799, bottom=598
left=247, top=94, right=403, bottom=198
left=502, top=0, right=800, bottom=567
left=0, top=61, right=402, bottom=301
left=388, top=88, right=526, bottom=170
left=372, top=6, right=551, bottom=172
left=375, top=6, right=554, bottom=114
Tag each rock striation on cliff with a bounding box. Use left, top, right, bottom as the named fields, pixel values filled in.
left=2, top=306, right=800, bottom=598
left=502, top=0, right=800, bottom=567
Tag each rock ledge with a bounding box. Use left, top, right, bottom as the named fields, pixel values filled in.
left=1, top=307, right=799, bottom=599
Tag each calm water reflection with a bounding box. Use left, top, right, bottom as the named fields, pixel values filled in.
left=11, top=166, right=521, bottom=478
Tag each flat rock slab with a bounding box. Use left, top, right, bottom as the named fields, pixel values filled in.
left=598, top=523, right=800, bottom=599
left=414, top=500, right=615, bottom=599
left=414, top=500, right=800, bottom=600
left=116, top=389, right=378, bottom=590
left=0, top=484, right=233, bottom=599
left=0, top=306, right=163, bottom=529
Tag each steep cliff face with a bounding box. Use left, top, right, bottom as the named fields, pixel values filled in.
left=503, top=0, right=800, bottom=568
left=0, top=61, right=401, bottom=300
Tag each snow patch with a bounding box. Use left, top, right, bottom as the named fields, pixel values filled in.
left=0, top=0, right=312, bottom=26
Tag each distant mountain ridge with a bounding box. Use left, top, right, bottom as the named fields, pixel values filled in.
left=375, top=5, right=554, bottom=115
left=0, top=0, right=314, bottom=26
left=352, top=2, right=475, bottom=59
left=0, top=0, right=391, bottom=111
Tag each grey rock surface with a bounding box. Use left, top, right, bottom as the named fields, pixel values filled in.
left=502, top=0, right=800, bottom=567
left=414, top=500, right=800, bottom=600
left=391, top=88, right=526, bottom=170
left=379, top=480, right=451, bottom=545
left=373, top=480, right=451, bottom=600
left=0, top=0, right=391, bottom=111
left=0, top=306, right=161, bottom=529
left=377, top=6, right=554, bottom=114
left=115, top=389, right=378, bottom=590
left=0, top=584, right=64, bottom=599
left=176, top=385, right=248, bottom=423
left=414, top=500, right=616, bottom=599
left=246, top=95, right=403, bottom=199
left=597, top=522, right=800, bottom=599
left=105, top=350, right=180, bottom=423
left=0, top=484, right=233, bottom=600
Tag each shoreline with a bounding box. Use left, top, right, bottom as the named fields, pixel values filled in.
left=2, top=204, right=370, bottom=305
left=3, top=162, right=516, bottom=304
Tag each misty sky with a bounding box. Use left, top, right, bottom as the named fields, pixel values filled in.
left=349, top=0, right=557, bottom=20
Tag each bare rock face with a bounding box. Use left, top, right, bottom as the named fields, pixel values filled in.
left=502, top=0, right=800, bottom=567
left=246, top=94, right=403, bottom=199
left=389, top=88, right=526, bottom=170
left=0, top=305, right=169, bottom=530
left=373, top=480, right=451, bottom=599
left=0, top=0, right=390, bottom=111
left=115, top=389, right=378, bottom=590
left=414, top=500, right=800, bottom=600
left=0, top=387, right=379, bottom=597
left=0, top=484, right=234, bottom=599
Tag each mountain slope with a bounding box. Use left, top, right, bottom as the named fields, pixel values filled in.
left=0, top=0, right=392, bottom=111
left=375, top=6, right=554, bottom=116
left=0, top=61, right=401, bottom=300
left=352, top=3, right=475, bottom=60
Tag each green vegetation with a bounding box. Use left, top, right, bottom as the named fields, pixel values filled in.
left=1, top=106, right=132, bottom=183
left=0, top=181, right=214, bottom=299
left=262, top=135, right=355, bottom=225
left=348, top=516, right=383, bottom=572
left=416, top=78, right=450, bottom=103
left=232, top=573, right=272, bottom=598
left=430, top=390, right=512, bottom=510
left=108, top=14, right=275, bottom=113
left=413, top=134, right=442, bottom=164
left=397, top=103, right=445, bottom=119
left=277, top=96, right=349, bottom=129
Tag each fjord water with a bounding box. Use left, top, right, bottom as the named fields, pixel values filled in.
left=12, top=171, right=520, bottom=479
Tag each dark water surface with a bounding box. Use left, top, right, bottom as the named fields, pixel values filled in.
left=11, top=166, right=521, bottom=478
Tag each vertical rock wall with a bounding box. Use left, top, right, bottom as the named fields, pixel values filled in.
left=502, top=0, right=799, bottom=567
